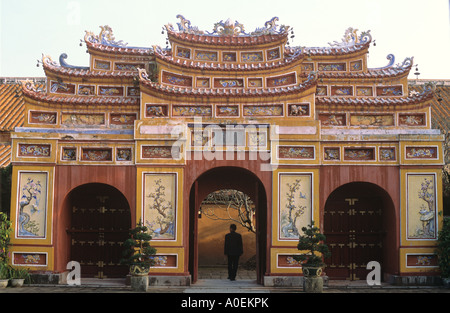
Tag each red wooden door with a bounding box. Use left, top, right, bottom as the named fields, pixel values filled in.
left=68, top=184, right=131, bottom=278
left=324, top=193, right=383, bottom=280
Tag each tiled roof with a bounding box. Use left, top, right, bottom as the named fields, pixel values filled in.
left=316, top=88, right=435, bottom=111
left=299, top=64, right=411, bottom=80
left=0, top=144, right=11, bottom=167
left=0, top=84, right=25, bottom=131
left=153, top=45, right=303, bottom=72
left=409, top=81, right=450, bottom=133
left=85, top=39, right=153, bottom=56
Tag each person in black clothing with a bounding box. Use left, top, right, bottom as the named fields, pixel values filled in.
left=224, top=224, right=243, bottom=281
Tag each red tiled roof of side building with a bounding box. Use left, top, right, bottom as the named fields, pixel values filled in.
left=0, top=84, right=25, bottom=131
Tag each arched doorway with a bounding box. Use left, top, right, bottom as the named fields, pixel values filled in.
left=66, top=183, right=131, bottom=278
left=323, top=182, right=395, bottom=281
left=188, top=167, right=267, bottom=284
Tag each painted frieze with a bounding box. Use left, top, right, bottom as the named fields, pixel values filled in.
left=98, top=86, right=124, bottom=96
left=344, top=148, right=375, bottom=161
left=267, top=48, right=280, bottom=61
left=277, top=255, right=302, bottom=268
left=288, top=104, right=309, bottom=116
left=61, top=113, right=105, bottom=126
left=301, top=63, right=314, bottom=72
left=196, top=78, right=210, bottom=88
left=110, top=113, right=137, bottom=126
left=16, top=172, right=48, bottom=238
left=324, top=147, right=340, bottom=161
left=356, top=86, right=373, bottom=96
left=194, top=50, right=218, bottom=61
left=19, top=144, right=51, bottom=157
left=222, top=52, right=237, bottom=62
left=350, top=114, right=394, bottom=127
left=77, top=85, right=95, bottom=96
left=116, top=148, right=132, bottom=161
left=143, top=173, right=177, bottom=240
left=81, top=148, right=113, bottom=161
left=406, top=254, right=438, bottom=268
left=114, top=63, right=144, bottom=71
left=319, top=114, right=346, bottom=126
left=379, top=148, right=396, bottom=161
left=331, top=86, right=353, bottom=96
left=94, top=59, right=111, bottom=70
left=241, top=52, right=263, bottom=62
left=146, top=104, right=168, bottom=117
left=405, top=147, right=437, bottom=159
left=127, top=87, right=140, bottom=97
left=318, top=63, right=346, bottom=71
left=278, top=146, right=314, bottom=159
left=243, top=105, right=283, bottom=117
left=376, top=86, right=403, bottom=96
left=399, top=114, right=426, bottom=126
left=214, top=78, right=244, bottom=88
left=316, top=86, right=327, bottom=96
left=61, top=148, right=77, bottom=161
left=176, top=47, right=191, bottom=59
left=142, top=146, right=180, bottom=159
left=266, top=73, right=296, bottom=87
left=30, top=112, right=57, bottom=125
left=216, top=105, right=239, bottom=117
left=407, top=174, right=437, bottom=239
left=248, top=78, right=263, bottom=88
left=162, top=71, right=193, bottom=87
left=50, top=81, right=75, bottom=94
left=13, top=252, right=47, bottom=266
left=278, top=173, right=312, bottom=240
left=350, top=60, right=362, bottom=71
left=151, top=255, right=177, bottom=268
left=173, top=105, right=212, bottom=117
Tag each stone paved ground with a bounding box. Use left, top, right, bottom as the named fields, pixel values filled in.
left=0, top=267, right=448, bottom=293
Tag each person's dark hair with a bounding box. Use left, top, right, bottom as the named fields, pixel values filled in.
left=230, top=224, right=237, bottom=231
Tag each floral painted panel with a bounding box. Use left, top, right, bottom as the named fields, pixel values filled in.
left=279, top=173, right=312, bottom=240
left=19, top=144, right=51, bottom=157
left=331, top=86, right=353, bottom=96
left=94, top=60, right=111, bottom=70
left=407, top=174, right=437, bottom=239
left=406, top=254, right=438, bottom=267
left=350, top=60, right=362, bottom=71
left=277, top=255, right=302, bottom=268
left=146, top=105, right=168, bottom=117
left=356, top=86, right=373, bottom=96
left=114, top=63, right=144, bottom=71
left=116, top=148, right=132, bottom=161
left=324, top=148, right=340, bottom=161
left=127, top=87, right=140, bottom=97
left=17, top=172, right=48, bottom=238
left=144, top=173, right=177, bottom=240
left=30, top=112, right=57, bottom=125
left=196, top=78, right=210, bottom=88
left=316, top=86, right=327, bottom=96
left=222, top=52, right=237, bottom=62
left=248, top=78, right=262, bottom=88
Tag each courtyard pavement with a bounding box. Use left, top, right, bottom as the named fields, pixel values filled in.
left=0, top=267, right=448, bottom=294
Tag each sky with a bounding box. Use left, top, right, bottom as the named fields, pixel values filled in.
left=0, top=0, right=449, bottom=79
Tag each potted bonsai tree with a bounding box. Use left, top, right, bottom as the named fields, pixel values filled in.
left=121, top=219, right=157, bottom=276
left=295, top=221, right=330, bottom=293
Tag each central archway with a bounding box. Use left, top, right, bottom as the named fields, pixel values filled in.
left=188, top=167, right=268, bottom=284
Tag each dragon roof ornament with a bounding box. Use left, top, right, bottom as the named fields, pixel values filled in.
left=166, top=15, right=290, bottom=37
left=328, top=27, right=372, bottom=47
left=84, top=25, right=128, bottom=47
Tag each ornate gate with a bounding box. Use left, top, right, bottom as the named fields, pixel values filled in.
left=324, top=185, right=383, bottom=280
left=67, top=184, right=131, bottom=278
